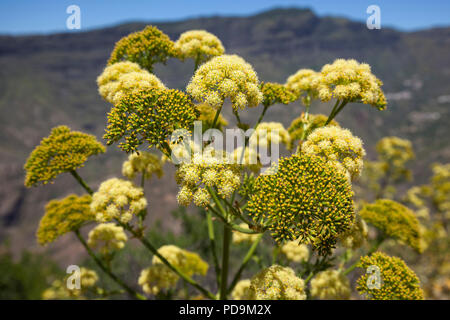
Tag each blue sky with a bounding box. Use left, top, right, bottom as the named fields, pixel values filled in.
left=0, top=0, right=449, bottom=35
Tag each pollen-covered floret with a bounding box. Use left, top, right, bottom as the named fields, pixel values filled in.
left=288, top=113, right=339, bottom=149
left=317, top=59, right=386, bottom=110
left=174, top=30, right=224, bottom=64
left=247, top=265, right=306, bottom=300
left=87, top=223, right=128, bottom=255
left=301, top=126, right=365, bottom=181
left=260, top=82, right=298, bottom=107
left=232, top=223, right=261, bottom=244
left=24, top=126, right=105, bottom=187
left=339, top=214, right=368, bottom=249
left=91, top=178, right=147, bottom=223
left=249, top=122, right=290, bottom=149
left=37, top=194, right=94, bottom=245
left=122, top=151, right=164, bottom=180
left=247, top=154, right=354, bottom=255
left=280, top=241, right=309, bottom=263
left=359, top=199, right=423, bottom=252
left=310, top=270, right=351, bottom=300
left=357, top=251, right=425, bottom=300
left=285, top=69, right=321, bottom=106
left=97, top=61, right=166, bottom=105
left=108, top=26, right=177, bottom=72
left=231, top=279, right=252, bottom=300
left=186, top=54, right=263, bottom=110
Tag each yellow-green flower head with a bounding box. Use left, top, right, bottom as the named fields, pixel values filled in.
left=376, top=136, right=415, bottom=180
left=357, top=251, right=425, bottom=300
left=24, top=126, right=105, bottom=187
left=247, top=154, right=354, bottom=255
left=301, top=126, right=365, bottom=181
left=318, top=59, right=387, bottom=110
left=339, top=213, right=368, bottom=249
left=430, top=163, right=450, bottom=215
left=37, top=194, right=94, bottom=245
left=231, top=279, right=252, bottom=300
left=260, top=82, right=298, bottom=107
left=42, top=267, right=99, bottom=299
left=310, top=270, right=351, bottom=300
left=79, top=267, right=99, bottom=289
left=280, top=241, right=309, bottom=263
left=122, top=151, right=164, bottom=180
left=232, top=223, right=261, bottom=244
left=87, top=223, right=128, bottom=254
left=186, top=54, right=263, bottom=111
left=108, top=25, right=177, bottom=72
left=138, top=264, right=179, bottom=295
left=249, top=122, right=291, bottom=149
left=247, top=265, right=306, bottom=300
left=196, top=103, right=228, bottom=130
left=97, top=61, right=166, bottom=105
left=174, top=30, right=225, bottom=63
left=285, top=69, right=321, bottom=106
left=91, top=178, right=147, bottom=223
left=288, top=113, right=340, bottom=149
left=104, top=87, right=199, bottom=153
left=359, top=199, right=423, bottom=252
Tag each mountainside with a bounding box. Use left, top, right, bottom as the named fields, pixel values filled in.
left=0, top=8, right=449, bottom=260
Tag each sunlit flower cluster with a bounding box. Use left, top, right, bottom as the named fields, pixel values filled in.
left=376, top=136, right=415, bottom=181
left=339, top=214, right=368, bottom=249
left=174, top=30, right=225, bottom=64
left=91, top=178, right=147, bottom=223
left=357, top=252, right=425, bottom=300
left=247, top=154, right=354, bottom=255
left=285, top=69, right=321, bottom=106
left=310, top=270, right=351, bottom=300
left=430, top=163, right=450, bottom=217
left=186, top=54, right=263, bottom=110
left=288, top=113, right=339, bottom=149
left=360, top=199, right=423, bottom=252
left=280, top=241, right=309, bottom=263
left=37, top=194, right=94, bottom=245
left=87, top=223, right=128, bottom=255
left=249, top=122, right=290, bottom=149
left=231, top=279, right=252, bottom=300
left=247, top=265, right=306, bottom=300
left=24, top=126, right=105, bottom=187
left=122, top=151, right=164, bottom=180
left=232, top=223, right=260, bottom=244
left=260, top=82, right=297, bottom=107
left=301, top=126, right=365, bottom=181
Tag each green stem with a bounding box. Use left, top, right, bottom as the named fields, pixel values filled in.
left=255, top=105, right=269, bottom=129
left=206, top=210, right=221, bottom=288
left=74, top=230, right=145, bottom=300
left=219, top=224, right=231, bottom=300
left=207, top=204, right=260, bottom=234
left=343, top=236, right=385, bottom=276
left=211, top=104, right=223, bottom=130
left=70, top=170, right=93, bottom=195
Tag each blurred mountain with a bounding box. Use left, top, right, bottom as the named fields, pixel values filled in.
left=0, top=8, right=449, bottom=259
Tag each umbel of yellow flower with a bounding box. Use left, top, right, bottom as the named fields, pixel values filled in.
left=91, top=178, right=147, bottom=223
left=317, top=58, right=387, bottom=110
left=104, top=87, right=199, bottom=153
left=138, top=264, right=179, bottom=295
left=285, top=69, right=321, bottom=106
left=357, top=251, right=425, bottom=300
left=232, top=223, right=261, bottom=244
left=249, top=122, right=291, bottom=149
left=260, top=82, right=298, bottom=107
left=97, top=61, right=166, bottom=105
left=37, top=194, right=94, bottom=245
left=280, top=241, right=309, bottom=263
left=231, top=279, right=251, bottom=300
left=287, top=113, right=340, bottom=149
left=108, top=26, right=177, bottom=72
left=247, top=265, right=306, bottom=300
left=359, top=199, right=423, bottom=252
left=174, top=30, right=225, bottom=65
left=247, top=154, right=354, bottom=255
left=122, top=151, right=164, bottom=180
left=429, top=163, right=450, bottom=216
left=301, top=126, right=365, bottom=181
left=24, top=126, right=105, bottom=187
left=310, top=270, right=351, bottom=300
left=196, top=103, right=228, bottom=130
left=339, top=214, right=368, bottom=249
left=376, top=136, right=415, bottom=181
left=87, top=223, right=128, bottom=255
left=186, top=54, right=263, bottom=111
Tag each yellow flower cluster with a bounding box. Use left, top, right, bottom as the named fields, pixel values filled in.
left=360, top=199, right=423, bottom=252
left=339, top=214, right=368, bottom=249
left=176, top=148, right=241, bottom=207
left=247, top=265, right=306, bottom=300
left=174, top=30, right=225, bottom=64
left=186, top=54, right=263, bottom=110
left=249, top=122, right=290, bottom=149
left=310, top=270, right=351, bottom=300
left=108, top=26, right=177, bottom=72
left=91, top=178, right=147, bottom=223
left=24, top=126, right=105, bottom=187
left=430, top=163, right=450, bottom=216
left=376, top=136, right=415, bottom=181
left=231, top=279, right=251, bottom=300
left=122, top=151, right=164, bottom=180
left=138, top=245, right=208, bottom=295
left=357, top=252, right=425, bottom=300
left=87, top=223, right=128, bottom=255
left=97, top=61, right=166, bottom=105
left=260, top=82, right=298, bottom=107
left=317, top=59, right=387, bottom=109
left=280, top=241, right=309, bottom=263
left=232, top=223, right=261, bottom=244
left=288, top=113, right=339, bottom=149
left=285, top=69, right=321, bottom=106
left=37, top=194, right=94, bottom=245
left=247, top=154, right=354, bottom=255
left=196, top=103, right=228, bottom=130
left=301, top=126, right=365, bottom=181
left=104, top=87, right=199, bottom=153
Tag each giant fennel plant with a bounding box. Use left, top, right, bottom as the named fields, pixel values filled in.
left=24, top=25, right=438, bottom=300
